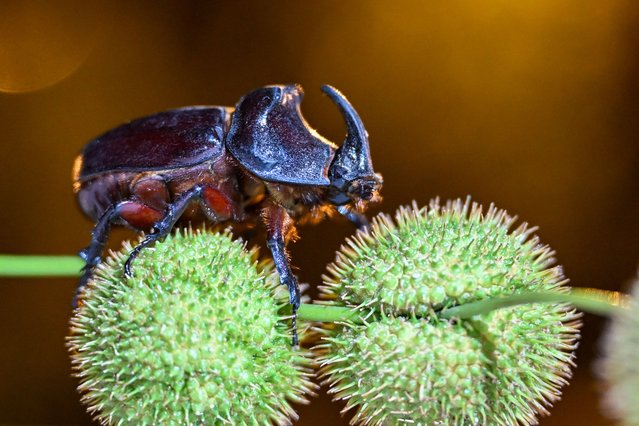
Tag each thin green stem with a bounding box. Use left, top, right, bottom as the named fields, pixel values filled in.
left=297, top=304, right=362, bottom=322
left=0, top=254, right=630, bottom=320
left=297, top=288, right=629, bottom=323
left=0, top=255, right=82, bottom=276
left=440, top=288, right=629, bottom=319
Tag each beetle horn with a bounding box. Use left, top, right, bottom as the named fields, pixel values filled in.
left=322, top=85, right=375, bottom=184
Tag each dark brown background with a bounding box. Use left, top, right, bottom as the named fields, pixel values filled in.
left=1, top=1, right=638, bottom=424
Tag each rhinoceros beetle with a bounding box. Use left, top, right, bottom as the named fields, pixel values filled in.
left=73, top=84, right=382, bottom=344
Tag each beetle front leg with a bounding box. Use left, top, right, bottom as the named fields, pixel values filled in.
left=263, top=203, right=301, bottom=346
left=75, top=205, right=120, bottom=307
left=76, top=201, right=165, bottom=307
left=124, top=185, right=206, bottom=276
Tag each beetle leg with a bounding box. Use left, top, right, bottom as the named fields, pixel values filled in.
left=201, top=186, right=239, bottom=221
left=337, top=205, right=370, bottom=231
left=124, top=185, right=206, bottom=277
left=117, top=201, right=164, bottom=229
left=75, top=204, right=120, bottom=307
left=263, top=203, right=301, bottom=346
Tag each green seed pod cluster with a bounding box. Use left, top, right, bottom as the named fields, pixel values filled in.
left=318, top=198, right=581, bottom=426
left=600, top=276, right=639, bottom=426
left=68, top=229, right=314, bottom=426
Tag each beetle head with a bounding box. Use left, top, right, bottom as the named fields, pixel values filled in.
left=323, top=85, right=383, bottom=210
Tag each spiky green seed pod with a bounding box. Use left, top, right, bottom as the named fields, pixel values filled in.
left=600, top=275, right=639, bottom=426
left=318, top=198, right=581, bottom=426
left=68, top=229, right=314, bottom=426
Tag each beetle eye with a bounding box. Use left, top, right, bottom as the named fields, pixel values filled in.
left=329, top=174, right=382, bottom=206
left=349, top=175, right=382, bottom=203
left=360, top=183, right=376, bottom=201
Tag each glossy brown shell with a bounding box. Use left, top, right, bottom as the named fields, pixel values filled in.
left=77, top=106, right=232, bottom=180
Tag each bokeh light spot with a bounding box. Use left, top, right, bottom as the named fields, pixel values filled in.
left=0, top=0, right=114, bottom=93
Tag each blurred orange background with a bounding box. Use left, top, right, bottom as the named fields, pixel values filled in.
left=1, top=1, right=638, bottom=424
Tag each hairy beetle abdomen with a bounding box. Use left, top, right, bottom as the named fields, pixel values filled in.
left=76, top=171, right=135, bottom=221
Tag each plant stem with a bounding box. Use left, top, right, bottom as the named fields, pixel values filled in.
left=0, top=255, right=82, bottom=276
left=0, top=255, right=630, bottom=320
left=440, top=288, right=629, bottom=319
left=297, top=304, right=362, bottom=322
left=298, top=288, right=629, bottom=322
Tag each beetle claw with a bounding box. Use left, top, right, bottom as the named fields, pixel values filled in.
left=291, top=309, right=299, bottom=347
left=124, top=256, right=135, bottom=277
left=282, top=276, right=301, bottom=346
left=124, top=246, right=143, bottom=277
